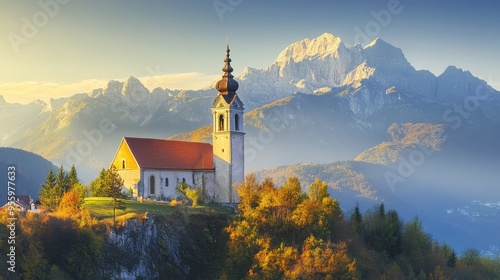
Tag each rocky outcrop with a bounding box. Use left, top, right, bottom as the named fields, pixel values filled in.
left=99, top=211, right=229, bottom=280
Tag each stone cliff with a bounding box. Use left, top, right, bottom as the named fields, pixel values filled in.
left=98, top=211, right=229, bottom=280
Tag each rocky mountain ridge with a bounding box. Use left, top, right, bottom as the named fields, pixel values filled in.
left=1, top=32, right=499, bottom=179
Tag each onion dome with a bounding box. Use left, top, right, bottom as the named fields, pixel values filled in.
left=215, top=45, right=239, bottom=100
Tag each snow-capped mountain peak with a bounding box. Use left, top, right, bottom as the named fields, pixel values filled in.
left=362, top=37, right=409, bottom=68
left=274, top=33, right=345, bottom=64
left=103, top=80, right=123, bottom=95
left=363, top=37, right=384, bottom=49
left=122, top=76, right=148, bottom=96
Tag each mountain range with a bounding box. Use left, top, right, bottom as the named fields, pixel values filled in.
left=1, top=32, right=499, bottom=254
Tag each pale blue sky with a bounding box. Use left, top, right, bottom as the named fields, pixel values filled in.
left=1, top=0, right=499, bottom=103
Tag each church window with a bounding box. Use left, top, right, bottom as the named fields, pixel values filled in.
left=165, top=178, right=169, bottom=187
left=122, top=160, right=126, bottom=169
left=219, top=114, right=225, bottom=131
left=235, top=114, right=240, bottom=131
left=182, top=178, right=186, bottom=183
left=149, top=175, right=156, bottom=195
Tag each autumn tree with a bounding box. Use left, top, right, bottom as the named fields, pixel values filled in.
left=276, top=177, right=304, bottom=221
left=236, top=174, right=262, bottom=215
left=175, top=182, right=201, bottom=206
left=57, top=188, right=83, bottom=215
left=295, top=178, right=343, bottom=241
left=18, top=212, right=49, bottom=278
left=224, top=175, right=356, bottom=279
left=253, top=239, right=298, bottom=279
left=309, top=178, right=329, bottom=202
left=184, top=188, right=201, bottom=207
left=291, top=236, right=356, bottom=279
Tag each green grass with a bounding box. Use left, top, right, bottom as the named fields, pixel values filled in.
left=83, top=197, right=233, bottom=220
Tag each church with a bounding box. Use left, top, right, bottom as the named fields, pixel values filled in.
left=110, top=46, right=244, bottom=204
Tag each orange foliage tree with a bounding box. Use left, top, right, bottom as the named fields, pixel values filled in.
left=57, top=188, right=83, bottom=215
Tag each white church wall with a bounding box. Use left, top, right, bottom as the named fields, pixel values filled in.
left=213, top=155, right=231, bottom=203
left=194, top=171, right=215, bottom=202
left=142, top=170, right=194, bottom=199
left=230, top=133, right=244, bottom=203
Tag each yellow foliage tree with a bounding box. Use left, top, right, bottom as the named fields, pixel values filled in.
left=253, top=238, right=298, bottom=279
left=185, top=188, right=201, bottom=207
left=291, top=236, right=357, bottom=280
left=57, top=188, right=82, bottom=216
left=225, top=175, right=356, bottom=279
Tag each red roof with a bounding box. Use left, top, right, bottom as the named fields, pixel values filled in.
left=124, top=137, right=214, bottom=170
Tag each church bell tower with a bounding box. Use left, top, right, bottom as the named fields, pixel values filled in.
left=212, top=45, right=245, bottom=204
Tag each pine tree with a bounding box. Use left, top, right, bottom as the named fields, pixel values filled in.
left=39, top=169, right=59, bottom=210
left=67, top=165, right=79, bottom=190
left=447, top=249, right=457, bottom=268
left=104, top=165, right=127, bottom=225
left=72, top=183, right=88, bottom=200
left=351, top=203, right=362, bottom=234
left=55, top=165, right=69, bottom=193
left=90, top=169, right=107, bottom=197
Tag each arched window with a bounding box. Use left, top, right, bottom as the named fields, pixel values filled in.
left=149, top=175, right=155, bottom=195
left=182, top=178, right=186, bottom=183
left=122, top=160, right=126, bottom=169
left=235, top=114, right=240, bottom=131
left=219, top=114, right=225, bottom=131
left=165, top=178, right=169, bottom=187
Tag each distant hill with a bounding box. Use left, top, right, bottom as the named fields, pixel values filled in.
left=252, top=161, right=387, bottom=202
left=355, top=123, right=447, bottom=165
left=0, top=147, right=58, bottom=204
